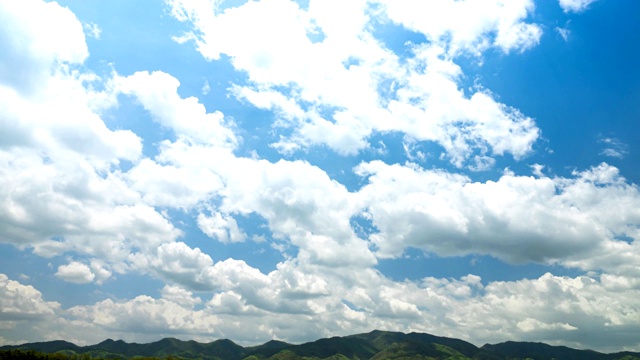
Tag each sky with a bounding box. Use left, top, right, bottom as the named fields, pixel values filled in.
left=1, top=0, right=640, bottom=353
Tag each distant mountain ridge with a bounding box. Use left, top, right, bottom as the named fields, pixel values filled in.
left=1, top=330, right=639, bottom=360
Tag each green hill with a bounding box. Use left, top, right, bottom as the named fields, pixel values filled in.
left=2, top=330, right=639, bottom=360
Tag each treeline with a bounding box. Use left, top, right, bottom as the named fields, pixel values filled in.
left=0, top=350, right=88, bottom=360
left=0, top=349, right=181, bottom=360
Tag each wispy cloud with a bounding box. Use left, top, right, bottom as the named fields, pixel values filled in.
left=83, top=22, right=101, bottom=39
left=201, top=80, right=210, bottom=95
left=555, top=26, right=570, bottom=42
left=599, top=137, right=629, bottom=159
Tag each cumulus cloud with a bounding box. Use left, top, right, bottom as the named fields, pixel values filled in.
left=55, top=260, right=112, bottom=284
left=140, top=241, right=218, bottom=291
left=356, top=161, right=640, bottom=275
left=0, top=0, right=184, bottom=279
left=6, top=269, right=640, bottom=352
left=197, top=211, right=247, bottom=243
left=225, top=160, right=375, bottom=268
left=0, top=0, right=88, bottom=94
left=125, top=158, right=224, bottom=209
left=56, top=262, right=96, bottom=284
left=116, top=71, right=238, bottom=149
left=0, top=274, right=60, bottom=321
left=68, top=295, right=220, bottom=336
left=435, top=273, right=640, bottom=351
left=161, top=285, right=202, bottom=308
left=388, top=65, right=539, bottom=166
left=377, top=0, right=542, bottom=55
left=168, top=0, right=541, bottom=166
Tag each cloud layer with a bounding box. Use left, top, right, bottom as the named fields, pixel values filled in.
left=0, top=0, right=638, bottom=353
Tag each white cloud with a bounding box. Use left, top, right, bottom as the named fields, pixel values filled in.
left=5, top=262, right=640, bottom=352
left=63, top=285, right=363, bottom=344
left=376, top=0, right=542, bottom=55
left=469, top=155, right=496, bottom=172
left=517, top=318, right=577, bottom=332
left=0, top=274, right=60, bottom=321
left=434, top=273, right=640, bottom=351
left=90, top=260, right=113, bottom=284
left=531, top=163, right=546, bottom=177
left=144, top=134, right=376, bottom=268
left=599, top=137, right=629, bottom=159
left=0, top=0, right=88, bottom=94
left=68, top=295, right=220, bottom=336
left=161, top=285, right=202, bottom=308
left=355, top=161, right=640, bottom=275
left=0, top=83, right=177, bottom=260
left=55, top=261, right=112, bottom=284
left=601, top=148, right=625, bottom=158
left=116, top=71, right=238, bottom=148
left=142, top=242, right=217, bottom=291
left=0, top=0, right=183, bottom=279
left=168, top=0, right=541, bottom=166
left=197, top=211, right=247, bottom=243
left=201, top=79, right=210, bottom=95
left=0, top=60, right=140, bottom=169
left=388, top=64, right=539, bottom=166
left=83, top=22, right=101, bottom=39
left=125, top=158, right=224, bottom=209
left=56, top=262, right=96, bottom=284
left=216, top=157, right=376, bottom=268
left=556, top=26, right=571, bottom=41
left=559, top=0, right=598, bottom=13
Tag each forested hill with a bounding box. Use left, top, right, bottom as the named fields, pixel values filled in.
left=1, top=330, right=639, bottom=360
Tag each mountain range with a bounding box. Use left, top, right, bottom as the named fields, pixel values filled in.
left=1, top=330, right=639, bottom=360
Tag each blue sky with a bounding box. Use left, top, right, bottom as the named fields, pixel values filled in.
left=1, top=0, right=640, bottom=353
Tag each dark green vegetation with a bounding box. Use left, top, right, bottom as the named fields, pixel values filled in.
left=1, top=330, right=639, bottom=360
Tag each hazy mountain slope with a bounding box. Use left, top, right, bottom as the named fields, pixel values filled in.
left=482, top=341, right=640, bottom=360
